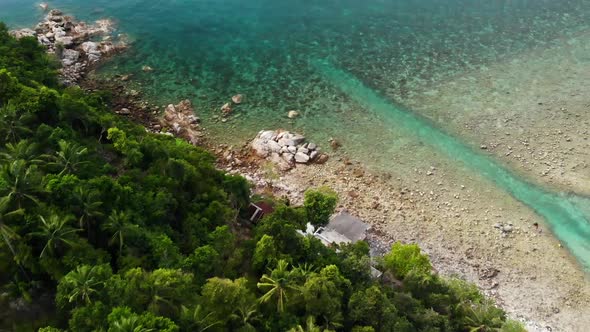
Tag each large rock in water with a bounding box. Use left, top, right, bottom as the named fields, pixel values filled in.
left=11, top=8, right=127, bottom=86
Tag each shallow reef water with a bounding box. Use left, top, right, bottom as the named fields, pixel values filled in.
left=315, top=59, right=590, bottom=270
left=2, top=0, right=590, bottom=269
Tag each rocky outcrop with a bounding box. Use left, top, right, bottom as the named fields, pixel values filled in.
left=10, top=8, right=127, bottom=85
left=160, top=100, right=204, bottom=146
left=251, top=130, right=328, bottom=171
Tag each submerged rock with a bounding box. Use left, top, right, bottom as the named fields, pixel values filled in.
left=315, top=153, right=329, bottom=164
left=221, top=103, right=232, bottom=115
left=232, top=94, right=243, bottom=104
left=329, top=138, right=342, bottom=150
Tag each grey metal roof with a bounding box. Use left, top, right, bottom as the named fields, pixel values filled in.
left=326, top=212, right=370, bottom=243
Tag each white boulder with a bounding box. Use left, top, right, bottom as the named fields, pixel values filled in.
left=55, top=36, right=73, bottom=47
left=232, top=94, right=243, bottom=104
left=10, top=28, right=36, bottom=39
left=298, top=147, right=309, bottom=155
left=270, top=153, right=293, bottom=171
left=283, top=153, right=295, bottom=164
left=278, top=134, right=305, bottom=147
left=310, top=150, right=319, bottom=161
left=295, top=152, right=310, bottom=164
left=81, top=41, right=99, bottom=53
left=259, top=130, right=275, bottom=140
left=267, top=140, right=282, bottom=153
left=252, top=139, right=270, bottom=158
left=251, top=129, right=323, bottom=169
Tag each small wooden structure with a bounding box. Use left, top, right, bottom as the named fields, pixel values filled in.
left=247, top=201, right=274, bottom=223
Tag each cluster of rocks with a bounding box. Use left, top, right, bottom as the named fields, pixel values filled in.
left=213, top=94, right=243, bottom=123
left=493, top=222, right=516, bottom=236
left=10, top=8, right=126, bottom=85
left=251, top=130, right=328, bottom=171
left=159, top=99, right=204, bottom=146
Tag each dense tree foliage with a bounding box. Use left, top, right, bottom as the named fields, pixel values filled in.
left=0, top=26, right=525, bottom=332
left=303, top=187, right=338, bottom=227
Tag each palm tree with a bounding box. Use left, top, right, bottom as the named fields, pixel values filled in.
left=0, top=103, right=33, bottom=143
left=0, top=196, right=23, bottom=261
left=0, top=160, right=41, bottom=208
left=72, top=186, right=103, bottom=231
left=61, top=265, right=105, bottom=306
left=257, top=260, right=301, bottom=313
left=231, top=302, right=260, bottom=331
left=288, top=316, right=323, bottom=332
left=181, top=305, right=221, bottom=332
left=45, top=139, right=89, bottom=175
left=32, top=213, right=79, bottom=258
left=462, top=301, right=505, bottom=332
left=0, top=140, right=42, bottom=164
left=108, top=315, right=153, bottom=332
left=1, top=276, right=38, bottom=304
left=102, top=210, right=136, bottom=256
left=294, top=263, right=316, bottom=278
left=0, top=196, right=30, bottom=281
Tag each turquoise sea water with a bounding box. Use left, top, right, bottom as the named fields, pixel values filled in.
left=1, top=1, right=589, bottom=269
